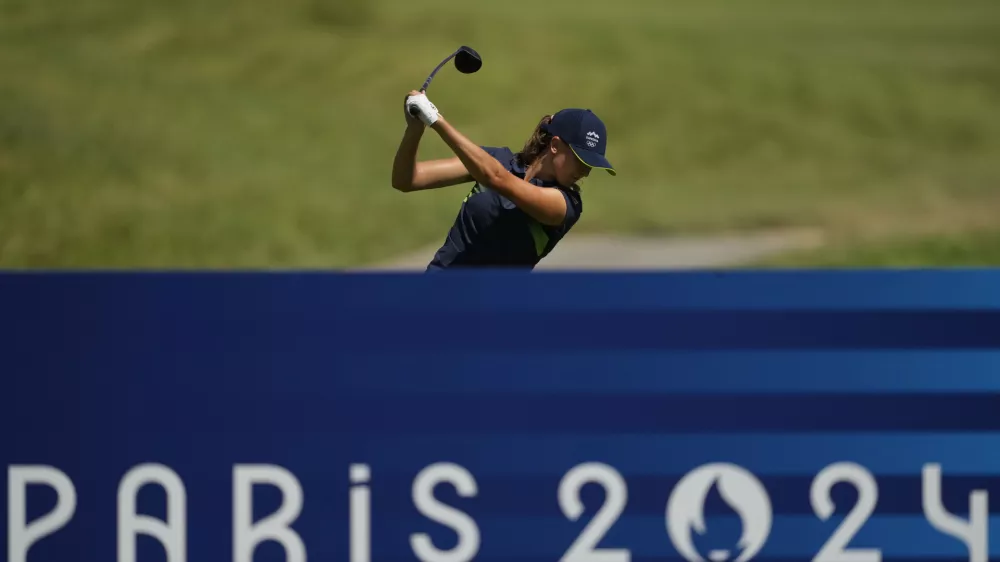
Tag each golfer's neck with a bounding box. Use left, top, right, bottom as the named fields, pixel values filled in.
left=524, top=161, right=554, bottom=183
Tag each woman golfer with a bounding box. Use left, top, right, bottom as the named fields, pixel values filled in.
left=392, top=90, right=616, bottom=271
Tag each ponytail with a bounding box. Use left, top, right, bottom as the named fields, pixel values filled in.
left=515, top=114, right=554, bottom=168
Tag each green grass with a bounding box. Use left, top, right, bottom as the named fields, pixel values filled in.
left=2, top=0, right=999, bottom=266
left=756, top=228, right=1000, bottom=267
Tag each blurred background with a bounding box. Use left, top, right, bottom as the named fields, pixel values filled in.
left=1, top=0, right=998, bottom=268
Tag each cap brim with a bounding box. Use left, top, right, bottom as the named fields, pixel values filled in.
left=569, top=145, right=616, bottom=176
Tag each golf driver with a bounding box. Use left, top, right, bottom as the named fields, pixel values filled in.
left=408, top=46, right=482, bottom=116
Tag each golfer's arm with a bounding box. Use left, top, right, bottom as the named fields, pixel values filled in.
left=392, top=125, right=472, bottom=192
left=430, top=117, right=567, bottom=225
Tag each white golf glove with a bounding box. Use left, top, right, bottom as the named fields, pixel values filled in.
left=406, top=92, right=439, bottom=126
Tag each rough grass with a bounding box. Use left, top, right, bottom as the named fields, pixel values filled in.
left=755, top=227, right=1000, bottom=267
left=2, top=0, right=999, bottom=266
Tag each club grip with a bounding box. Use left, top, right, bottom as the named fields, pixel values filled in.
left=407, top=89, right=425, bottom=116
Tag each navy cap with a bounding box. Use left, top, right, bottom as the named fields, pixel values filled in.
left=542, top=108, right=616, bottom=176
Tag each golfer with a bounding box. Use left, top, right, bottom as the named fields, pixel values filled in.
left=392, top=90, right=616, bottom=271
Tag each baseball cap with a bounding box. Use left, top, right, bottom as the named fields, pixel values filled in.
left=542, top=108, right=616, bottom=176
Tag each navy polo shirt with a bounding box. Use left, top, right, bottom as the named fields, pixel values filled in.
left=426, top=146, right=583, bottom=271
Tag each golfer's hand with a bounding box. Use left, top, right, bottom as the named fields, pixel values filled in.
left=403, top=91, right=423, bottom=127
left=405, top=90, right=439, bottom=126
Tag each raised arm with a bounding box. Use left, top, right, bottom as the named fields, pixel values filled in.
left=429, top=116, right=568, bottom=226
left=391, top=126, right=473, bottom=192
left=391, top=95, right=473, bottom=192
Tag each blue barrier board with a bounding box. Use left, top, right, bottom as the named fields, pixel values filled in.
left=1, top=271, right=997, bottom=562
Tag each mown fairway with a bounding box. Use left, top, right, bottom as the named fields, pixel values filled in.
left=2, top=0, right=999, bottom=266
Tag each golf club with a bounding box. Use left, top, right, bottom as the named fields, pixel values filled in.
left=408, top=46, right=482, bottom=116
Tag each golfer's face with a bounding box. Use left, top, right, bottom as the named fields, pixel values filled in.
left=553, top=139, right=592, bottom=185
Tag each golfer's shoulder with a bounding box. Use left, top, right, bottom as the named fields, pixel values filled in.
left=480, top=145, right=517, bottom=168
left=546, top=184, right=582, bottom=225
left=562, top=185, right=583, bottom=211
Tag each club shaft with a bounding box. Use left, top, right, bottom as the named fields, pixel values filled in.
left=420, top=49, right=460, bottom=91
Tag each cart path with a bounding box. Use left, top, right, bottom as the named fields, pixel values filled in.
left=357, top=228, right=824, bottom=271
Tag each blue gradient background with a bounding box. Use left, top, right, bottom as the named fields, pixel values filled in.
left=1, top=271, right=997, bottom=561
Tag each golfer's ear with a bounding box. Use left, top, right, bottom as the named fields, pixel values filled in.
left=549, top=136, right=561, bottom=154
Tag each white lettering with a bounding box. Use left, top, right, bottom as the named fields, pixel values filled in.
left=560, top=462, right=630, bottom=562
left=117, top=463, right=187, bottom=562
left=922, top=463, right=988, bottom=562
left=410, top=463, right=480, bottom=562
left=350, top=464, right=371, bottom=562
left=233, top=464, right=306, bottom=562
left=8, top=465, right=77, bottom=562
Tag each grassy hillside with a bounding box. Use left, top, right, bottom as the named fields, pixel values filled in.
left=2, top=0, right=999, bottom=266
left=755, top=227, right=1000, bottom=267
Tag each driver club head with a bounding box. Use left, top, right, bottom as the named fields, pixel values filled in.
left=413, top=45, right=483, bottom=108
left=454, top=46, right=482, bottom=74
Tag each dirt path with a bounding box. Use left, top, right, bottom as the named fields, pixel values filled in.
left=358, top=229, right=824, bottom=271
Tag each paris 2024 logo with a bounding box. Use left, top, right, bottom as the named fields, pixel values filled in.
left=666, top=463, right=772, bottom=562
